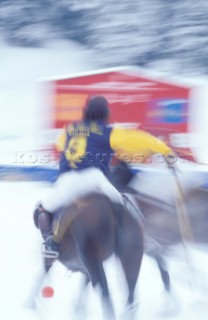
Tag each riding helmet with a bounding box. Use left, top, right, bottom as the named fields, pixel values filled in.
left=83, top=95, right=110, bottom=122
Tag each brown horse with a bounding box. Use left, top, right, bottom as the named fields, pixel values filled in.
left=41, top=193, right=143, bottom=319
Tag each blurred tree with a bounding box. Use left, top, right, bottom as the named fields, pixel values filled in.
left=1, top=0, right=208, bottom=75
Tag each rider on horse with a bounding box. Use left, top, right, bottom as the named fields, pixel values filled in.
left=33, top=95, right=174, bottom=260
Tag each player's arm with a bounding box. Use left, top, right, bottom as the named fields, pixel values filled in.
left=110, top=127, right=173, bottom=160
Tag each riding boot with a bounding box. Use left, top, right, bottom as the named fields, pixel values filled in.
left=33, top=204, right=59, bottom=261
left=33, top=204, right=53, bottom=240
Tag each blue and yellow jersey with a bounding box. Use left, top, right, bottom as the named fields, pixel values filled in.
left=56, top=121, right=172, bottom=175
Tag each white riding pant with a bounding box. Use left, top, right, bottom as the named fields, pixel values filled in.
left=41, top=167, right=123, bottom=213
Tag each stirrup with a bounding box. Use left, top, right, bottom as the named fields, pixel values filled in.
left=42, top=243, right=59, bottom=259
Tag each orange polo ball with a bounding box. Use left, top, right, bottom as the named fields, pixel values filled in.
left=41, top=286, right=54, bottom=298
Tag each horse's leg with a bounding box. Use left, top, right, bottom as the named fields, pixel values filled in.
left=74, top=274, right=91, bottom=318
left=118, top=241, right=142, bottom=305
left=115, top=215, right=143, bottom=318
left=23, top=211, right=54, bottom=308
left=80, top=248, right=115, bottom=319
left=22, top=262, right=46, bottom=308
left=44, top=257, right=54, bottom=272
left=96, top=262, right=115, bottom=319
left=145, top=235, right=170, bottom=292
left=150, top=252, right=170, bottom=292
left=36, top=210, right=55, bottom=273
left=24, top=255, right=55, bottom=308
left=117, top=240, right=143, bottom=320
